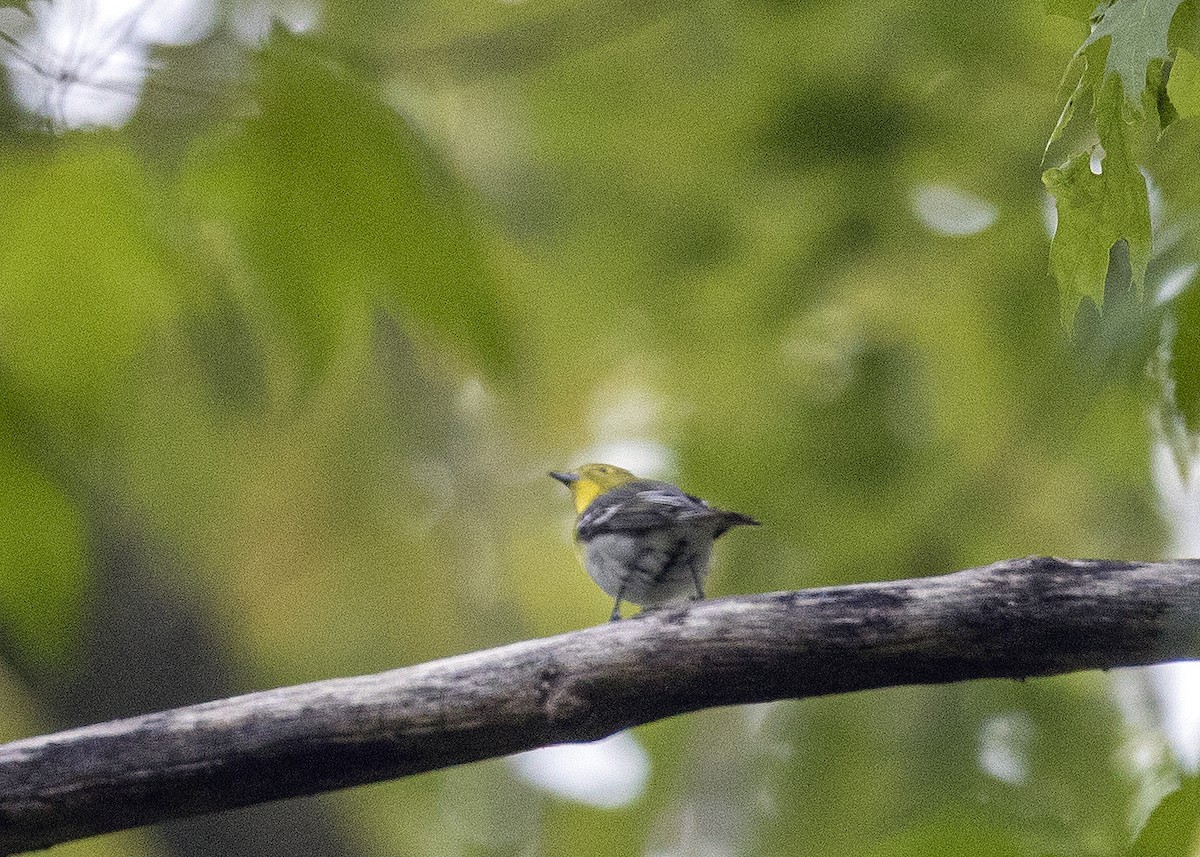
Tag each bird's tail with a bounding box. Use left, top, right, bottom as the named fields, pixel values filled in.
left=713, top=509, right=760, bottom=537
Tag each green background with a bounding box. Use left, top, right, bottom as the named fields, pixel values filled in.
left=1, top=0, right=1200, bottom=854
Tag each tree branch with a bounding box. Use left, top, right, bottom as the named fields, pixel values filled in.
left=3, top=556, right=1200, bottom=854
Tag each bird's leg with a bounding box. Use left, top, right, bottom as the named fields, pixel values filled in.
left=610, top=578, right=629, bottom=622
left=690, top=567, right=705, bottom=601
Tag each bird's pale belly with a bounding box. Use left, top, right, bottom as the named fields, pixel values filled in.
left=579, top=528, right=714, bottom=606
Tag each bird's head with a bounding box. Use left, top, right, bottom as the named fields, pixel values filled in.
left=550, top=463, right=637, bottom=513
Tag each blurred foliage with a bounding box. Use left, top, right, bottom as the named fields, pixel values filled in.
left=0, top=422, right=85, bottom=675
left=0, top=0, right=1198, bottom=855
left=1128, top=774, right=1200, bottom=856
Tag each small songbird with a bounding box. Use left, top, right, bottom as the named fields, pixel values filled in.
left=551, top=463, right=759, bottom=621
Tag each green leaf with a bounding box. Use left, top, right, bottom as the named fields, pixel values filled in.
left=1044, top=0, right=1192, bottom=319
left=0, top=423, right=87, bottom=674
left=179, top=286, right=268, bottom=414
left=1170, top=0, right=1200, bottom=54
left=1149, top=56, right=1179, bottom=126
left=0, top=138, right=176, bottom=425
left=1170, top=281, right=1200, bottom=430
left=1046, top=52, right=1090, bottom=154
left=1167, top=48, right=1200, bottom=115
left=1047, top=0, right=1105, bottom=22
left=1083, top=0, right=1186, bottom=108
left=1044, top=74, right=1151, bottom=323
left=180, top=33, right=513, bottom=387
left=866, top=808, right=1025, bottom=857
left=1129, top=776, right=1200, bottom=856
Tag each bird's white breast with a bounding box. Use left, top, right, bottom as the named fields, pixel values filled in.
left=580, top=527, right=715, bottom=606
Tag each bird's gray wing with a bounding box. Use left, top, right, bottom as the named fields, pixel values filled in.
left=576, top=482, right=715, bottom=540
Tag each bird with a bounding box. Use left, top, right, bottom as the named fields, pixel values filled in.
left=550, top=463, right=759, bottom=621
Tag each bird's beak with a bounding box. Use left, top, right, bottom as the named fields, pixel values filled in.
left=549, top=470, right=578, bottom=486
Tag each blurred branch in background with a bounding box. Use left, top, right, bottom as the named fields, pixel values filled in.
left=0, top=379, right=363, bottom=857
left=2, top=556, right=1199, bottom=855
left=0, top=512, right=363, bottom=857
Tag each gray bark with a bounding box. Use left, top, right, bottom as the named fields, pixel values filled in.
left=2, top=556, right=1200, bottom=854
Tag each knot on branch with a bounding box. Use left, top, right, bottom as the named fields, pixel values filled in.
left=537, top=666, right=598, bottom=736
